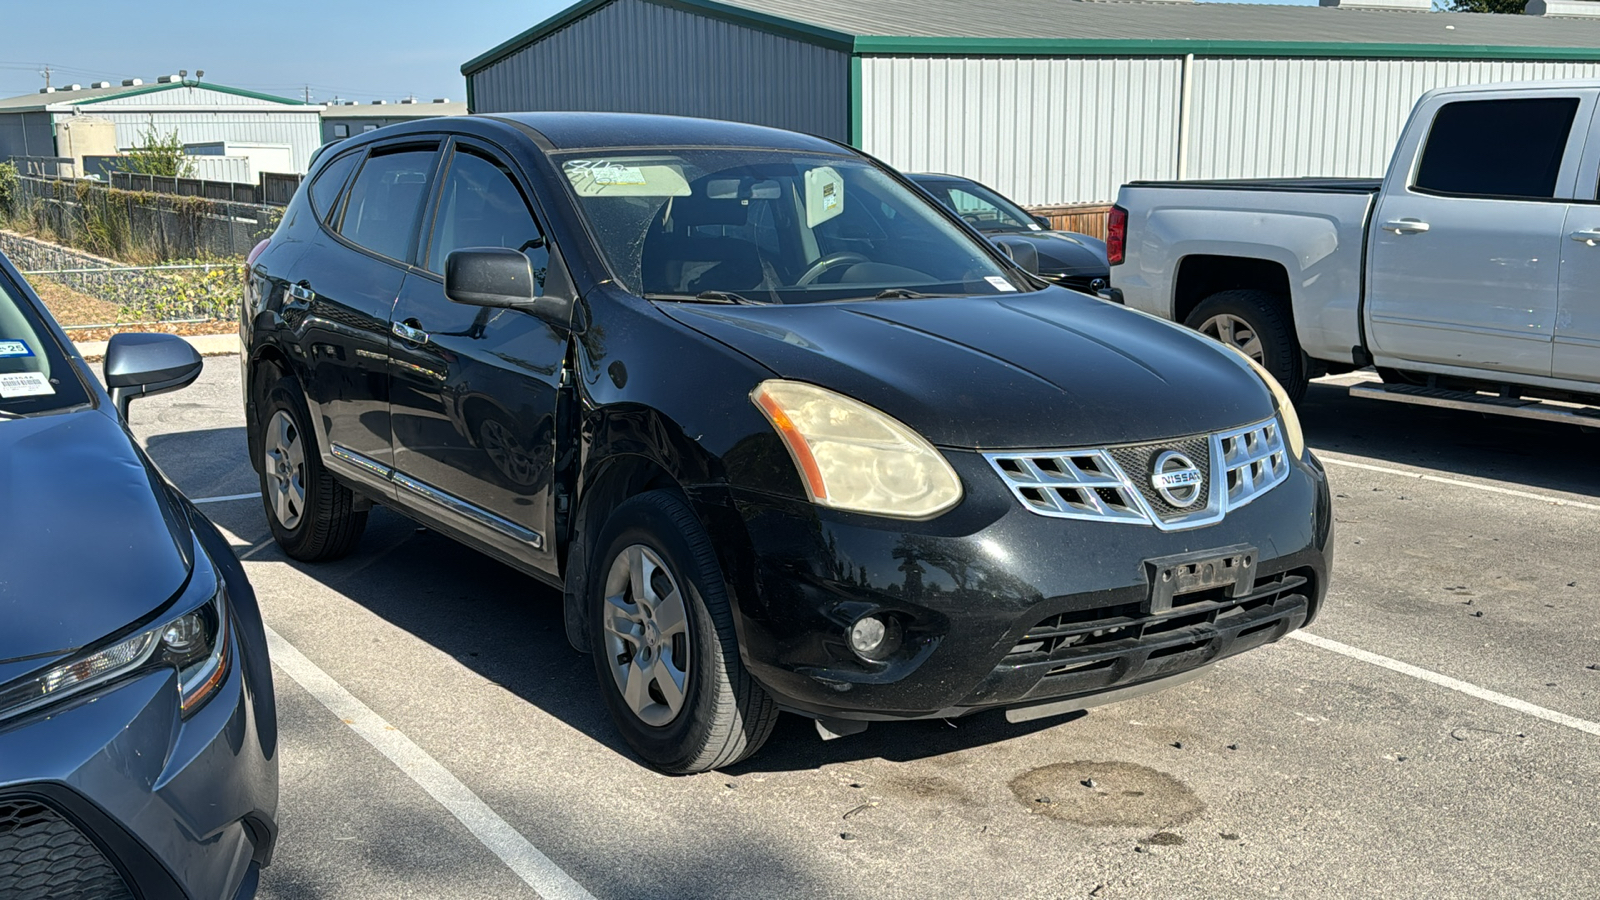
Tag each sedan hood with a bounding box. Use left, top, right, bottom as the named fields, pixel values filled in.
left=991, top=230, right=1108, bottom=277
left=664, top=290, right=1273, bottom=450
left=0, top=409, right=192, bottom=673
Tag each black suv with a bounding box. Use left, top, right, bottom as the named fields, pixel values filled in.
left=243, top=113, right=1332, bottom=773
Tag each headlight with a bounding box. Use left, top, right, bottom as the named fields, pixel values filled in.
left=0, top=575, right=232, bottom=722
left=752, top=380, right=963, bottom=519
left=1223, top=345, right=1306, bottom=459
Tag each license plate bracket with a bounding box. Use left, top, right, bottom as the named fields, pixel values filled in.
left=1143, top=544, right=1257, bottom=615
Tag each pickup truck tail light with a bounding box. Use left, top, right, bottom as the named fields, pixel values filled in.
left=1107, top=205, right=1128, bottom=266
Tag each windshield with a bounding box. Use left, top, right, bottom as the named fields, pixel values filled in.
left=0, top=271, right=91, bottom=416
left=918, top=178, right=1041, bottom=234
left=556, top=149, right=1029, bottom=304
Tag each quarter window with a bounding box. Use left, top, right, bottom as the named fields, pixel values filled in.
left=308, top=151, right=359, bottom=220
left=1414, top=97, right=1579, bottom=200
left=337, top=147, right=438, bottom=262
left=426, top=147, right=548, bottom=293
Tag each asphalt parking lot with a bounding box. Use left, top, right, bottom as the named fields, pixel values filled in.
left=125, top=357, right=1599, bottom=900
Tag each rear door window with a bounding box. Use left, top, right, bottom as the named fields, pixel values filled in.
left=1414, top=97, right=1579, bottom=200
left=308, top=151, right=360, bottom=221
left=337, top=146, right=440, bottom=262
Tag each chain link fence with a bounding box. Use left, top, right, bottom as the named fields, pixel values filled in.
left=3, top=231, right=241, bottom=325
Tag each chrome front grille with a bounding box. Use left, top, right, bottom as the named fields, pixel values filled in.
left=984, top=416, right=1291, bottom=531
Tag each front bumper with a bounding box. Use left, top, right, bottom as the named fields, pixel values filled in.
left=0, top=518, right=277, bottom=900
left=699, top=450, right=1332, bottom=722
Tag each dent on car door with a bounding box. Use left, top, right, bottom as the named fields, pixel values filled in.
left=293, top=141, right=441, bottom=482
left=387, top=140, right=568, bottom=573
left=1365, top=94, right=1590, bottom=378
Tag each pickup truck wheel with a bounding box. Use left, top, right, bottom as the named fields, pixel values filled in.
left=256, top=376, right=368, bottom=561
left=1186, top=290, right=1308, bottom=402
left=589, top=490, right=778, bottom=774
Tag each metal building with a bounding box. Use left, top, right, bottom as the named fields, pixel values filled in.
left=0, top=78, right=323, bottom=175
left=463, top=0, right=1600, bottom=206
left=321, top=99, right=467, bottom=144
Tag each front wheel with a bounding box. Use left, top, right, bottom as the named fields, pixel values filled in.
left=1185, top=289, right=1308, bottom=403
left=589, top=490, right=777, bottom=773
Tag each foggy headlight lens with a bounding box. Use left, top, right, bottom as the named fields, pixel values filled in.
left=1223, top=347, right=1306, bottom=459
left=752, top=380, right=963, bottom=519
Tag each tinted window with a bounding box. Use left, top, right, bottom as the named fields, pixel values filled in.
left=941, top=183, right=1036, bottom=232
left=1414, top=98, right=1579, bottom=200
left=308, top=151, right=360, bottom=220
left=426, top=147, right=547, bottom=293
left=338, top=147, right=438, bottom=261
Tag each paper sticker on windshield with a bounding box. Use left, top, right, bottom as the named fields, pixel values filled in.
left=0, top=371, right=53, bottom=398
left=1028, top=223, right=1043, bottom=231
left=985, top=276, right=1018, bottom=293
left=0, top=340, right=33, bottom=358
left=804, top=166, right=844, bottom=229
left=564, top=159, right=690, bottom=197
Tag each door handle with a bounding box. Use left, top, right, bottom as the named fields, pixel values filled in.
left=1381, top=219, right=1431, bottom=235
left=288, top=283, right=315, bottom=304
left=391, top=319, right=430, bottom=345
left=1570, top=228, right=1600, bottom=245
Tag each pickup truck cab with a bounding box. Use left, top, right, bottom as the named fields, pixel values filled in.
left=1113, top=79, right=1600, bottom=424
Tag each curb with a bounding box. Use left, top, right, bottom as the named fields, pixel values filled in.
left=75, top=332, right=240, bottom=361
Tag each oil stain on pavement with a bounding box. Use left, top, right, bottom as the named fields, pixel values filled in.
left=1009, top=762, right=1204, bottom=827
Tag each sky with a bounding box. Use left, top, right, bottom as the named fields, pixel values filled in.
left=0, top=0, right=1317, bottom=104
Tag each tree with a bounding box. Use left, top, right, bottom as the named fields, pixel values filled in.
left=1443, top=0, right=1528, bottom=12
left=121, top=126, right=197, bottom=178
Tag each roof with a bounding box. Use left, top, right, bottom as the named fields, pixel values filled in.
left=490, top=111, right=846, bottom=152
left=463, top=0, right=1600, bottom=75
left=322, top=101, right=469, bottom=119
left=0, top=81, right=307, bottom=114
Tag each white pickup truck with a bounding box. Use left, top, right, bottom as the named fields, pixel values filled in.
left=1110, top=79, right=1600, bottom=426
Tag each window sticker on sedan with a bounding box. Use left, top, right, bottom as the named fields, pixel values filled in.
left=804, top=166, right=844, bottom=228
left=0, top=371, right=53, bottom=398
left=564, top=158, right=690, bottom=197
left=985, top=276, right=1018, bottom=292
left=0, top=340, right=33, bottom=358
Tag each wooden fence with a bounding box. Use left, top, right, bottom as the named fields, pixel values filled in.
left=1028, top=203, right=1113, bottom=240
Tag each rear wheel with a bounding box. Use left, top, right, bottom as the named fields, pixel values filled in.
left=589, top=490, right=777, bottom=773
left=1186, top=289, right=1308, bottom=402
left=256, top=376, right=367, bottom=561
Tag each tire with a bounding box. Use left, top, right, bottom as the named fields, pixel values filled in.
left=588, top=490, right=777, bottom=774
left=255, top=375, right=368, bottom=561
left=1185, top=289, right=1308, bottom=403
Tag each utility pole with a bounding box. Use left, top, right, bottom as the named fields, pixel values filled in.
left=304, top=84, right=311, bottom=104
left=39, top=64, right=51, bottom=90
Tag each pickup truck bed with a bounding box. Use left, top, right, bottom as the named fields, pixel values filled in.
left=1124, top=178, right=1382, bottom=195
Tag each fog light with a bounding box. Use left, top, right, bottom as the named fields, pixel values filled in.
left=848, top=615, right=902, bottom=661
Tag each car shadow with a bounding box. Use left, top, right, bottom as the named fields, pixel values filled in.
left=1299, top=377, right=1600, bottom=500
left=143, top=425, right=259, bottom=500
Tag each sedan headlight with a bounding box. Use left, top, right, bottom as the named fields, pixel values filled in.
left=1223, top=345, right=1306, bottom=459
left=752, top=380, right=963, bottom=519
left=0, top=576, right=231, bottom=722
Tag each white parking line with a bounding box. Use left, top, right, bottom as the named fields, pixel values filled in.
left=193, top=491, right=261, bottom=505
left=1290, top=631, right=1600, bottom=738
left=263, top=625, right=597, bottom=900
left=1318, top=454, right=1600, bottom=512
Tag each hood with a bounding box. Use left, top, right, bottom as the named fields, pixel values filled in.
left=990, top=230, right=1108, bottom=277
left=0, top=409, right=193, bottom=675
left=664, top=290, right=1274, bottom=450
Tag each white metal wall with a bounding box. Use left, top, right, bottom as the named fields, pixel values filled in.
left=470, top=0, right=850, bottom=141
left=1187, top=58, right=1600, bottom=182
left=56, top=111, right=324, bottom=173
left=860, top=56, right=1182, bottom=206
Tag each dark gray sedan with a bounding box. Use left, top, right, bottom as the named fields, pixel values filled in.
left=0, top=251, right=277, bottom=899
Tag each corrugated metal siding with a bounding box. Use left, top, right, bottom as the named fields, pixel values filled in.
left=87, top=86, right=295, bottom=109
left=1188, top=58, right=1600, bottom=181
left=0, top=112, right=55, bottom=161
left=860, top=56, right=1181, bottom=206
left=469, top=0, right=849, bottom=141
left=60, top=112, right=324, bottom=174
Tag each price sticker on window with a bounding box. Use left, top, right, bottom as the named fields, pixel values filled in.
left=0, top=371, right=53, bottom=398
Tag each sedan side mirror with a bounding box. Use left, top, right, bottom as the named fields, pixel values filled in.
left=102, top=333, right=203, bottom=420
left=1032, top=214, right=1053, bottom=230
left=991, top=236, right=1041, bottom=276
left=445, top=247, right=572, bottom=329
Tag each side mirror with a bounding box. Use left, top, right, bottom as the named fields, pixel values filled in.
left=992, top=237, right=1041, bottom=276
left=445, top=247, right=572, bottom=328
left=1032, top=214, right=1053, bottom=230
left=102, top=333, right=203, bottom=420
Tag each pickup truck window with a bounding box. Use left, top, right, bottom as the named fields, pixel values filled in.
left=1414, top=97, right=1578, bottom=200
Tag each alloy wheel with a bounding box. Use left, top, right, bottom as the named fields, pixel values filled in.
left=263, top=409, right=308, bottom=530
left=1197, top=313, right=1264, bottom=362
left=601, top=544, right=692, bottom=727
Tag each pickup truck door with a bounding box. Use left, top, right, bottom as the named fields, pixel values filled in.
left=1553, top=111, right=1600, bottom=383
left=1365, top=90, right=1595, bottom=378
left=387, top=139, right=569, bottom=577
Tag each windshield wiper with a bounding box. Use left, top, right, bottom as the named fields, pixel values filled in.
left=645, top=291, right=770, bottom=306
left=0, top=410, right=26, bottom=420
left=873, top=289, right=934, bottom=300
